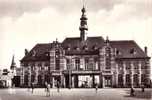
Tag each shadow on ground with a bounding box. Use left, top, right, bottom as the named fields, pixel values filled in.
left=124, top=89, right=152, bottom=99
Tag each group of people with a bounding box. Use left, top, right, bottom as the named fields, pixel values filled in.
left=29, top=81, right=61, bottom=96
left=45, top=81, right=60, bottom=96
left=29, top=82, right=146, bottom=97
left=130, top=84, right=145, bottom=96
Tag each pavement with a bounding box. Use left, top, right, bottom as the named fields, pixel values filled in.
left=0, top=88, right=151, bottom=100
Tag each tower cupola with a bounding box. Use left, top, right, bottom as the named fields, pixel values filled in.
left=79, top=6, right=88, bottom=41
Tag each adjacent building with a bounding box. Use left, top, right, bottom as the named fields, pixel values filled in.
left=20, top=7, right=151, bottom=88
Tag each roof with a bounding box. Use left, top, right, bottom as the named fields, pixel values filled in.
left=21, top=39, right=149, bottom=62
left=62, top=36, right=105, bottom=50
left=110, top=40, right=148, bottom=59
left=21, top=43, right=52, bottom=62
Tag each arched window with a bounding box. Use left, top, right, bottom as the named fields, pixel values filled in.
left=118, top=74, right=123, bottom=87
left=133, top=74, right=139, bottom=86
left=44, top=75, right=50, bottom=83
left=38, top=75, right=42, bottom=85
left=31, top=75, right=35, bottom=83
left=126, top=74, right=131, bottom=86
left=24, top=75, right=28, bottom=85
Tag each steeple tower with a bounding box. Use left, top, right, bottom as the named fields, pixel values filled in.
left=10, top=55, right=17, bottom=70
left=79, top=4, right=88, bottom=41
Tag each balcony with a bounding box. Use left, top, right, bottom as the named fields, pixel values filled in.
left=102, top=70, right=112, bottom=75
left=72, top=70, right=100, bottom=74
left=63, top=70, right=101, bottom=75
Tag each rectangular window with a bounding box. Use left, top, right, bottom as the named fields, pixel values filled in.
left=85, top=58, right=89, bottom=70
left=55, top=49, right=60, bottom=70
left=24, top=75, right=28, bottom=85
left=55, top=59, right=60, bottom=70
left=31, top=66, right=35, bottom=71
left=134, top=61, right=139, bottom=69
left=44, top=63, right=49, bottom=70
left=141, top=74, right=146, bottom=83
left=118, top=62, right=123, bottom=71
left=38, top=63, right=42, bottom=71
left=66, top=59, right=70, bottom=70
left=141, top=61, right=147, bottom=69
left=94, top=58, right=98, bottom=70
left=126, top=62, right=131, bottom=69
left=105, top=47, right=111, bottom=69
left=75, top=58, right=80, bottom=70
left=45, top=66, right=48, bottom=70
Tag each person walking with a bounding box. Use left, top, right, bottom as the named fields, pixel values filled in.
left=31, top=82, right=34, bottom=94
left=57, top=81, right=60, bottom=93
left=141, top=84, right=145, bottom=92
left=95, top=83, right=98, bottom=93
left=46, top=83, right=50, bottom=96
left=44, top=82, right=48, bottom=92
left=130, top=86, right=135, bottom=96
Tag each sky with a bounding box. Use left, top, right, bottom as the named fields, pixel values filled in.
left=0, top=0, right=152, bottom=78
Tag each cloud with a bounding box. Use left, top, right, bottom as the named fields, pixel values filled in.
left=0, top=0, right=151, bottom=19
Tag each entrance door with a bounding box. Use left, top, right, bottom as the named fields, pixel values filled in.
left=104, top=76, right=112, bottom=87
left=53, top=76, right=61, bottom=87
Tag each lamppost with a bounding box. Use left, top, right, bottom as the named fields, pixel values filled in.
left=69, top=64, right=71, bottom=89
left=67, top=56, right=74, bottom=89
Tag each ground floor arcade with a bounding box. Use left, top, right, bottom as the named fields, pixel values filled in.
left=20, top=71, right=151, bottom=88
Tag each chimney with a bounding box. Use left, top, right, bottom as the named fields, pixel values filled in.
left=144, top=46, right=147, bottom=55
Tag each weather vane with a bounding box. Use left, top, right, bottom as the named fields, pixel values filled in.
left=82, top=0, right=86, bottom=8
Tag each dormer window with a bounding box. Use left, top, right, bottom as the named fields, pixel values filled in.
left=32, top=50, right=36, bottom=56
left=45, top=52, right=49, bottom=56
left=67, top=47, right=70, bottom=50
left=66, top=46, right=70, bottom=50
left=83, top=45, right=88, bottom=50
left=130, top=48, right=136, bottom=54
left=75, top=46, right=80, bottom=50
left=116, top=49, right=121, bottom=55
left=92, top=45, right=97, bottom=50
left=116, top=50, right=119, bottom=55
left=76, top=47, right=80, bottom=50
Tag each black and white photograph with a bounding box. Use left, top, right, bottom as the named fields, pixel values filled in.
left=0, top=0, right=152, bottom=100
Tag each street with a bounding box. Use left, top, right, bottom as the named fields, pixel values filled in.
left=0, top=88, right=151, bottom=100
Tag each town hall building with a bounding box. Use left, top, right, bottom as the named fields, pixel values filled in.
left=20, top=6, right=151, bottom=88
